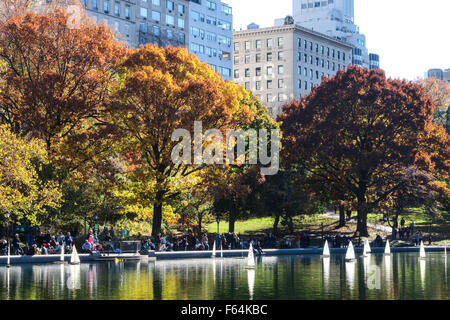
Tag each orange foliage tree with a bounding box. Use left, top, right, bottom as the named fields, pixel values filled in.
left=0, top=8, right=125, bottom=165
left=106, top=44, right=274, bottom=236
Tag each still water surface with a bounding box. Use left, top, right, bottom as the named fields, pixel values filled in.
left=0, top=253, right=449, bottom=300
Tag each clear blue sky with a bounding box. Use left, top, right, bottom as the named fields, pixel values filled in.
left=225, top=0, right=450, bottom=81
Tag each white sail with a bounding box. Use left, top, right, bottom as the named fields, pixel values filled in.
left=345, top=241, right=356, bottom=261
left=419, top=241, right=426, bottom=260
left=211, top=241, right=216, bottom=258
left=247, top=242, right=256, bottom=268
left=323, top=240, right=330, bottom=257
left=363, top=239, right=371, bottom=257
left=70, top=246, right=80, bottom=265
left=220, top=243, right=223, bottom=259
left=384, top=240, right=391, bottom=255
left=60, top=244, right=65, bottom=262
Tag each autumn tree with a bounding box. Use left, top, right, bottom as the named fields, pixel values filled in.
left=0, top=8, right=125, bottom=160
left=417, top=78, right=450, bottom=134
left=279, top=66, right=449, bottom=236
left=106, top=44, right=274, bottom=236
left=0, top=125, right=61, bottom=225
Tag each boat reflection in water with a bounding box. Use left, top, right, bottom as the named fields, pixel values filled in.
left=0, top=252, right=449, bottom=300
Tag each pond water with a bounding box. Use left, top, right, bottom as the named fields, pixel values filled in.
left=0, top=253, right=449, bottom=300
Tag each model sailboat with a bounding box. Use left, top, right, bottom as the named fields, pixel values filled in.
left=211, top=241, right=216, bottom=258
left=345, top=241, right=356, bottom=262
left=323, top=240, right=330, bottom=257
left=245, top=243, right=256, bottom=269
left=70, top=246, right=80, bottom=265
left=363, top=239, right=371, bottom=257
left=384, top=240, right=391, bottom=256
left=419, top=241, right=426, bottom=260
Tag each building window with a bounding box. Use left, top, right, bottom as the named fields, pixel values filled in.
left=245, top=82, right=250, bottom=90
left=245, top=68, right=250, bottom=77
left=278, top=51, right=284, bottom=61
left=104, top=1, right=110, bottom=13
left=267, top=52, right=273, bottom=61
left=256, top=67, right=261, bottom=76
left=256, top=53, right=261, bottom=63
left=234, top=56, right=239, bottom=65
left=152, top=0, right=161, bottom=5
left=278, top=79, right=284, bottom=89
left=245, top=55, right=250, bottom=64
left=139, top=22, right=147, bottom=33
left=267, top=80, right=273, bottom=89
left=267, top=66, right=273, bottom=76
left=114, top=2, right=120, bottom=16
left=141, top=7, right=148, bottom=18
left=234, top=42, right=239, bottom=52
left=267, top=38, right=273, bottom=48
left=166, top=0, right=174, bottom=11
left=151, top=10, right=160, bottom=21
left=178, top=4, right=185, bottom=14
left=256, top=81, right=261, bottom=90
left=278, top=65, right=284, bottom=74
left=256, top=40, right=262, bottom=49
left=166, top=15, right=175, bottom=26
left=234, top=69, right=239, bottom=79
left=245, top=41, right=251, bottom=51
left=278, top=37, right=284, bottom=47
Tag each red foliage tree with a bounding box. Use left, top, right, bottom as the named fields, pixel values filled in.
left=279, top=66, right=449, bottom=236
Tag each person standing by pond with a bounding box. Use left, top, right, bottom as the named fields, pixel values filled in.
left=13, top=234, right=24, bottom=255
left=65, top=232, right=73, bottom=249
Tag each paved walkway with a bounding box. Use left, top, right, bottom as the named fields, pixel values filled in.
left=323, top=211, right=392, bottom=234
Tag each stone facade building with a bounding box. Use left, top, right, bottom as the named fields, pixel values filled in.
left=233, top=24, right=353, bottom=117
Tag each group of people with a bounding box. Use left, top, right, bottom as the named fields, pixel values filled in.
left=0, top=232, right=76, bottom=256
left=0, top=225, right=120, bottom=256
left=139, top=231, right=317, bottom=254
left=325, top=234, right=353, bottom=248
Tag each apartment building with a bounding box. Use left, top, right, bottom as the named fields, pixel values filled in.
left=188, top=0, right=233, bottom=80
left=427, top=68, right=450, bottom=83
left=279, top=0, right=379, bottom=70
left=233, top=24, right=353, bottom=117
left=80, top=0, right=232, bottom=80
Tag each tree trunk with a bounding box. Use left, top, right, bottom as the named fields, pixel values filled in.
left=152, top=202, right=163, bottom=237
left=197, top=215, right=203, bottom=237
left=273, top=214, right=280, bottom=235
left=391, top=213, right=399, bottom=239
left=356, top=209, right=369, bottom=237
left=228, top=204, right=236, bottom=233
left=288, top=216, right=294, bottom=234
left=338, top=206, right=346, bottom=227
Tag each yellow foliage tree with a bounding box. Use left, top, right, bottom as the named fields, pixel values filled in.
left=0, top=125, right=61, bottom=225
